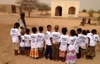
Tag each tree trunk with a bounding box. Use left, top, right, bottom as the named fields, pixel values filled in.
left=28, top=10, right=31, bottom=17
left=41, top=11, right=43, bottom=15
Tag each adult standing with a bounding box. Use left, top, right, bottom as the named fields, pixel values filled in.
left=19, top=12, right=27, bottom=28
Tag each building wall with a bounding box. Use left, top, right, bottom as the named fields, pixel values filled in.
left=0, top=4, right=20, bottom=13
left=51, top=0, right=80, bottom=18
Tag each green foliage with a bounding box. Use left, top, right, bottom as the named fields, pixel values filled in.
left=98, top=10, right=100, bottom=14
left=17, top=0, right=39, bottom=17
left=37, top=3, right=51, bottom=15
left=97, top=16, right=100, bottom=25
left=82, top=9, right=87, bottom=12
left=88, top=9, right=94, bottom=17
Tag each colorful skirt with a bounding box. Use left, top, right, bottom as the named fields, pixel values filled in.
left=52, top=43, right=59, bottom=60
left=30, top=48, right=39, bottom=58
left=86, top=46, right=95, bottom=58
left=66, top=50, right=77, bottom=64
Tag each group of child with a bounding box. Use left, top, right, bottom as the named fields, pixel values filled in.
left=10, top=22, right=100, bottom=64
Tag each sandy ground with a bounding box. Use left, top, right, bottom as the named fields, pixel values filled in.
left=0, top=13, right=100, bottom=64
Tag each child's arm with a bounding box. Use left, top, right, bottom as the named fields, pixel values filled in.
left=50, top=32, right=53, bottom=45
left=18, top=31, right=21, bottom=43
left=87, top=37, right=90, bottom=47
left=50, top=37, right=53, bottom=45
left=18, top=36, right=21, bottom=43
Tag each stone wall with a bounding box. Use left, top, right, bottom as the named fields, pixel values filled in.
left=0, top=4, right=20, bottom=13
left=51, top=0, right=80, bottom=18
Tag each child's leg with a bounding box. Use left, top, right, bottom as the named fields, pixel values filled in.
left=22, top=47, right=25, bottom=55
left=81, top=49, right=84, bottom=58
left=38, top=48, right=41, bottom=57
left=27, top=50, right=29, bottom=56
left=33, top=49, right=35, bottom=58
left=45, top=45, right=49, bottom=59
left=77, top=47, right=81, bottom=59
left=22, top=50, right=24, bottom=55
left=14, top=43, right=19, bottom=55
left=38, top=48, right=44, bottom=58
left=49, top=46, right=53, bottom=60
left=27, top=47, right=31, bottom=56
left=30, top=49, right=32, bottom=57
left=14, top=49, right=18, bottom=55
left=35, top=48, right=39, bottom=59
left=41, top=48, right=44, bottom=58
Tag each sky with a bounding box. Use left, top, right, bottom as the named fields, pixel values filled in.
left=0, top=0, right=100, bottom=11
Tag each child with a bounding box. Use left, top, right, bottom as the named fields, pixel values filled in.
left=80, top=30, right=89, bottom=58
left=10, top=22, right=20, bottom=55
left=24, top=28, right=31, bottom=56
left=59, top=27, right=69, bottom=61
left=19, top=30, right=25, bottom=55
left=30, top=27, right=39, bottom=59
left=86, top=29, right=100, bottom=59
left=87, top=30, right=92, bottom=37
left=76, top=28, right=83, bottom=59
left=51, top=25, right=61, bottom=61
left=66, top=29, right=77, bottom=64
left=45, top=25, right=53, bottom=60
left=37, top=26, right=45, bottom=58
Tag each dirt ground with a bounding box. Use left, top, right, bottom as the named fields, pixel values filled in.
left=0, top=13, right=100, bottom=64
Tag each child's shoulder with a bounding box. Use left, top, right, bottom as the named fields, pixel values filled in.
left=61, top=34, right=69, bottom=37
left=37, top=32, right=44, bottom=34
left=52, top=31, right=61, bottom=34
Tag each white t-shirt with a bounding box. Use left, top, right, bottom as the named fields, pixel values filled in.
left=87, top=33, right=92, bottom=37
left=59, top=34, right=69, bottom=51
left=51, top=31, right=61, bottom=43
left=10, top=28, right=20, bottom=43
left=45, top=31, right=52, bottom=46
left=79, top=35, right=88, bottom=49
left=77, top=34, right=83, bottom=47
left=24, top=34, right=31, bottom=47
left=93, top=34, right=100, bottom=42
left=20, top=35, right=25, bottom=47
left=89, top=34, right=100, bottom=46
left=30, top=33, right=38, bottom=48
left=37, top=33, right=45, bottom=48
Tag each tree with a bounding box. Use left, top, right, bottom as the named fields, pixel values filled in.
left=88, top=9, right=94, bottom=17
left=82, top=9, right=87, bottom=12
left=98, top=10, right=100, bottom=14
left=17, top=0, right=39, bottom=17
left=37, top=3, right=51, bottom=15
left=97, top=16, right=100, bottom=25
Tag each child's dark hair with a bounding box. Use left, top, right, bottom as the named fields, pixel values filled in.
left=32, top=27, right=37, bottom=33
left=87, top=30, right=90, bottom=33
left=14, top=22, right=20, bottom=28
left=91, top=29, right=97, bottom=34
left=77, top=28, right=82, bottom=33
left=70, top=29, right=77, bottom=36
left=25, top=28, right=30, bottom=34
left=47, top=25, right=51, bottom=28
left=39, top=26, right=43, bottom=32
left=82, top=30, right=87, bottom=35
left=62, top=27, right=67, bottom=35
